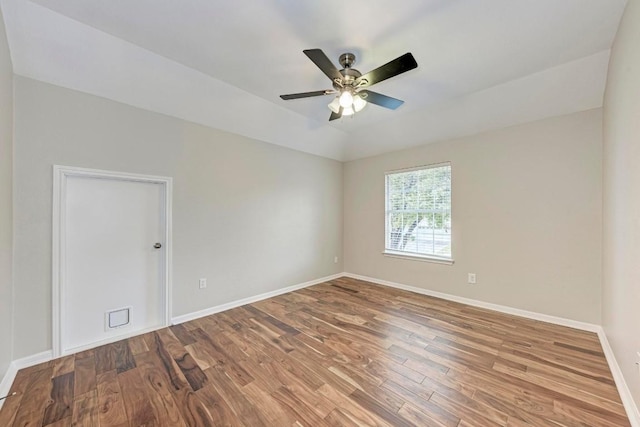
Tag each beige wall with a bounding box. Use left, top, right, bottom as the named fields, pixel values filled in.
left=0, top=5, right=13, bottom=377
left=12, top=77, right=343, bottom=358
left=603, top=0, right=640, bottom=410
left=344, top=109, right=603, bottom=323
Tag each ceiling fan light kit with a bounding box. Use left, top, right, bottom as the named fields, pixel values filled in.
left=328, top=92, right=366, bottom=116
left=280, top=49, right=418, bottom=121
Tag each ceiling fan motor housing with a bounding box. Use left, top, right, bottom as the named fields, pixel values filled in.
left=334, top=53, right=362, bottom=91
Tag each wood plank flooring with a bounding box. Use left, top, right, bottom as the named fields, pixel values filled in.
left=0, top=277, right=630, bottom=426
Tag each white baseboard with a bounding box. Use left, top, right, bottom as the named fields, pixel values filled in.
left=1, top=272, right=343, bottom=408
left=171, top=272, right=344, bottom=325
left=597, top=329, right=640, bottom=427
left=342, top=273, right=600, bottom=332
left=0, top=350, right=53, bottom=410
left=0, top=364, right=17, bottom=409
left=0, top=273, right=346, bottom=409
left=342, top=272, right=640, bottom=425
left=0, top=272, right=344, bottom=409
left=3, top=272, right=638, bottom=425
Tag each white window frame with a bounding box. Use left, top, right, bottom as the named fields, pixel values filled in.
left=383, top=163, right=453, bottom=265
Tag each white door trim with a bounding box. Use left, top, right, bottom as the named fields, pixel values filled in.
left=52, top=165, right=173, bottom=357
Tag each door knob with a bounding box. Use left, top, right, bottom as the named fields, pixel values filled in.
left=154, top=243, right=162, bottom=249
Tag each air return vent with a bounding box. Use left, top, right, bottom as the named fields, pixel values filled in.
left=106, top=307, right=131, bottom=330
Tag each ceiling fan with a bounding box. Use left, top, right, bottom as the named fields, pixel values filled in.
left=280, top=49, right=418, bottom=121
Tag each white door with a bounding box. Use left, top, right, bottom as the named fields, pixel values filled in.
left=58, top=171, right=169, bottom=355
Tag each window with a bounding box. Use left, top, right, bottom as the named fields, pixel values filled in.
left=385, top=163, right=452, bottom=261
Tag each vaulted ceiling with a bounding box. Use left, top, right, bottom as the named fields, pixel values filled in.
left=0, top=0, right=627, bottom=161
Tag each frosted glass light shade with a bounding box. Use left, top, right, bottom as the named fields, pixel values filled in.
left=328, top=93, right=367, bottom=116
left=339, top=91, right=354, bottom=107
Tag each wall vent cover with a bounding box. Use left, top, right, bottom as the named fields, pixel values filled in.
left=106, top=307, right=131, bottom=330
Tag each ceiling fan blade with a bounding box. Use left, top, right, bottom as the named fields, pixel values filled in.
left=304, top=49, right=343, bottom=82
left=356, top=53, right=417, bottom=87
left=329, top=107, right=343, bottom=121
left=280, top=90, right=335, bottom=100
left=358, top=90, right=404, bottom=110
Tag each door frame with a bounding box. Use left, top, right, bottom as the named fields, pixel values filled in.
left=52, top=165, right=173, bottom=357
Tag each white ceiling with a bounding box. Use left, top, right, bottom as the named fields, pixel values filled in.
left=0, top=0, right=627, bottom=161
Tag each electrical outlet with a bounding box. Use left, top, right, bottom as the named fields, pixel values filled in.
left=199, top=278, right=207, bottom=289
left=468, top=273, right=476, bottom=284
left=334, top=256, right=339, bottom=264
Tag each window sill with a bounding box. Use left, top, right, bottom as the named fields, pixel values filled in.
left=382, top=250, right=455, bottom=265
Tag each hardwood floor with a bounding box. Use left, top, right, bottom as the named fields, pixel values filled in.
left=0, top=277, right=630, bottom=426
